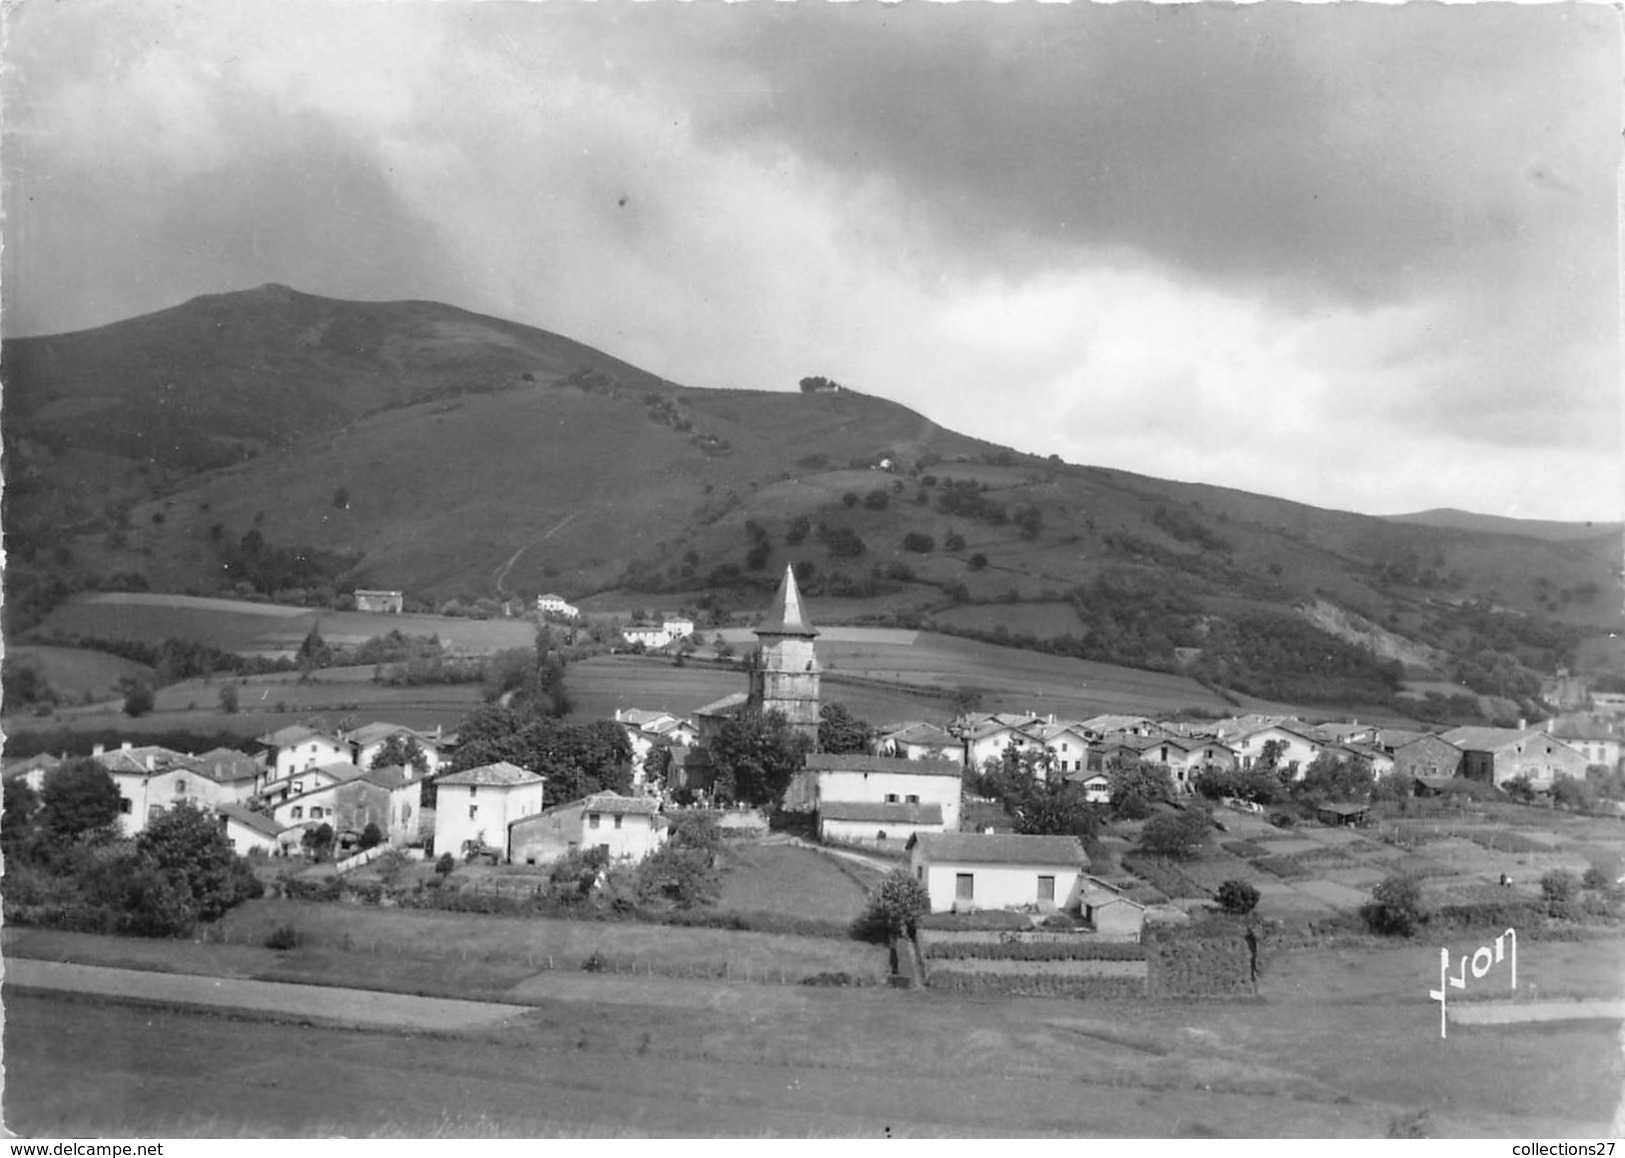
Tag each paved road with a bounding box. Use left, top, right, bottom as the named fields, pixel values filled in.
left=4, top=959, right=528, bottom=1032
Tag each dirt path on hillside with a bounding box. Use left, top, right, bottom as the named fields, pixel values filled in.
left=492, top=511, right=586, bottom=599
left=4, top=959, right=528, bottom=1032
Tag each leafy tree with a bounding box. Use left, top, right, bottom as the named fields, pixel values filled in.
left=1295, top=752, right=1375, bottom=804
left=371, top=734, right=430, bottom=777
left=818, top=702, right=873, bottom=755
left=708, top=709, right=809, bottom=806
left=122, top=681, right=156, bottom=717
left=842, top=492, right=860, bottom=508
left=1013, top=504, right=1042, bottom=540
left=856, top=868, right=931, bottom=944
left=864, top=489, right=890, bottom=511
left=39, top=759, right=123, bottom=842
left=359, top=823, right=384, bottom=851
left=2, top=778, right=41, bottom=860
left=1216, top=879, right=1261, bottom=916
left=902, top=531, right=935, bottom=554
left=435, top=851, right=456, bottom=878
left=1551, top=774, right=1595, bottom=812
left=785, top=515, right=811, bottom=545
left=1362, top=874, right=1426, bottom=936
left=1540, top=868, right=1579, bottom=904
left=1140, top=807, right=1211, bottom=859
left=944, top=531, right=966, bottom=552
left=302, top=822, right=336, bottom=862
left=1012, top=782, right=1101, bottom=841
left=1107, top=759, right=1173, bottom=818
left=136, top=803, right=263, bottom=924
left=635, top=843, right=719, bottom=909
left=968, top=553, right=988, bottom=571
left=1257, top=739, right=1284, bottom=777
left=218, top=683, right=239, bottom=714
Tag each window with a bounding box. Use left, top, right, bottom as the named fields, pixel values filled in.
left=468, top=805, right=478, bottom=820
left=955, top=873, right=974, bottom=900
left=175, top=779, right=187, bottom=795
left=470, top=785, right=478, bottom=797
left=1038, top=876, right=1056, bottom=903
left=292, top=807, right=303, bottom=820
left=589, top=813, right=601, bottom=829
left=293, top=780, right=304, bottom=795
left=148, top=805, right=163, bottom=819
left=885, top=793, right=899, bottom=803
left=916, top=866, right=924, bottom=881
left=877, top=830, right=887, bottom=840
left=613, top=815, right=623, bottom=829
left=906, top=794, right=919, bottom=804
left=119, top=799, right=132, bottom=814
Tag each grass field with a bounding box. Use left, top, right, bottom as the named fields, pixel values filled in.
left=6, top=930, right=1621, bottom=1137
left=4, top=644, right=155, bottom=701
left=714, top=842, right=883, bottom=922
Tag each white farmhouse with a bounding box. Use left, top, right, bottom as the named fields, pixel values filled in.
left=433, top=762, right=547, bottom=862
left=579, top=792, right=668, bottom=862
left=786, top=752, right=963, bottom=831
left=256, top=725, right=351, bottom=783
left=907, top=832, right=1090, bottom=914
left=537, top=593, right=581, bottom=619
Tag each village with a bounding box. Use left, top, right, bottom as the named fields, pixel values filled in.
left=8, top=566, right=1622, bottom=938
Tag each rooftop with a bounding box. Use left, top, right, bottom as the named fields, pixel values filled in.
left=755, top=565, right=818, bottom=638
left=820, top=800, right=943, bottom=825
left=908, top=831, right=1089, bottom=867
left=581, top=791, right=662, bottom=816
left=217, top=803, right=287, bottom=839
left=804, top=753, right=963, bottom=778
left=436, top=761, right=545, bottom=787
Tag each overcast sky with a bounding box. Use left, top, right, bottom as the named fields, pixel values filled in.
left=5, top=1, right=1620, bottom=522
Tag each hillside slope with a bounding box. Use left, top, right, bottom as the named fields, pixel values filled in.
left=6, top=286, right=1621, bottom=715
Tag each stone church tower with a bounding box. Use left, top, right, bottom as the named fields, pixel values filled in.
left=747, top=565, right=821, bottom=746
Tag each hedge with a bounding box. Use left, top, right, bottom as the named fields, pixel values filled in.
left=1463, top=830, right=1549, bottom=854
left=916, top=909, right=1034, bottom=931
left=920, top=938, right=1146, bottom=962
left=926, top=969, right=1147, bottom=999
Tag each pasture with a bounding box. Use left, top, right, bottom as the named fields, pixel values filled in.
left=3, top=644, right=155, bottom=701
left=6, top=929, right=1621, bottom=1137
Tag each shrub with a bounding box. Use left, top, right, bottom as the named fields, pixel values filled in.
left=435, top=852, right=455, bottom=878
left=264, top=924, right=301, bottom=951
left=854, top=867, right=931, bottom=943
left=1216, top=879, right=1261, bottom=916
left=1362, top=874, right=1427, bottom=937
left=902, top=531, right=935, bottom=554
left=916, top=909, right=1032, bottom=931
left=801, top=971, right=858, bottom=987
left=1269, top=811, right=1296, bottom=829
left=1541, top=868, right=1580, bottom=904
left=1582, top=865, right=1619, bottom=894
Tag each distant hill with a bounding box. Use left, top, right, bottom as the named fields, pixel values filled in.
left=1384, top=508, right=1624, bottom=543
left=6, top=285, right=1621, bottom=721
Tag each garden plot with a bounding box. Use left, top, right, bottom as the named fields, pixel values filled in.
left=936, top=958, right=1147, bottom=978
left=1292, top=879, right=1372, bottom=909
left=1251, top=838, right=1323, bottom=856
left=1252, top=883, right=1331, bottom=920
left=1321, top=866, right=1387, bottom=889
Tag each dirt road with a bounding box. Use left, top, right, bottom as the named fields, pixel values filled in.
left=4, top=958, right=527, bottom=1032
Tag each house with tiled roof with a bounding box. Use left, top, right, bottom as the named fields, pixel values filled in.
left=2, top=752, right=62, bottom=791
left=1079, top=714, right=1158, bottom=738
left=1024, top=721, right=1098, bottom=775
left=255, top=725, right=349, bottom=781
left=907, top=832, right=1090, bottom=914
left=613, top=708, right=698, bottom=783
left=218, top=803, right=293, bottom=857
left=341, top=722, right=445, bottom=778
left=784, top=751, right=963, bottom=832
left=1548, top=714, right=1624, bottom=771
left=578, top=791, right=668, bottom=862
left=819, top=800, right=944, bottom=845
left=1439, top=726, right=1589, bottom=789
left=257, top=760, right=369, bottom=807
left=1064, top=770, right=1113, bottom=804
left=875, top=722, right=963, bottom=764
left=1390, top=734, right=1465, bottom=782
left=433, top=762, right=547, bottom=861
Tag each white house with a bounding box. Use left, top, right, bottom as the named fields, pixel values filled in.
left=1024, top=721, right=1100, bottom=776
left=613, top=709, right=697, bottom=783
left=787, top=753, right=963, bottom=832
left=256, top=726, right=351, bottom=783
left=354, top=589, right=404, bottom=614
left=819, top=800, right=944, bottom=845
left=432, top=762, right=547, bottom=861
left=2, top=753, right=62, bottom=792
left=1137, top=736, right=1239, bottom=793
left=1220, top=722, right=1323, bottom=780
left=662, top=616, right=696, bottom=640
left=622, top=623, right=674, bottom=649
left=959, top=716, right=1044, bottom=770
left=1067, top=771, right=1113, bottom=805
left=907, top=832, right=1090, bottom=914
left=537, top=593, right=581, bottom=619
left=579, top=792, right=668, bottom=862
left=875, top=722, right=963, bottom=763
left=257, top=760, right=369, bottom=808
left=218, top=803, right=289, bottom=857
left=341, top=722, right=445, bottom=778
left=1079, top=715, right=1158, bottom=738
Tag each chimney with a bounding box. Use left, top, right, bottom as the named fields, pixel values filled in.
left=121, top=741, right=133, bottom=751
left=1517, top=718, right=1527, bottom=731
left=145, top=755, right=155, bottom=772
left=92, top=743, right=105, bottom=757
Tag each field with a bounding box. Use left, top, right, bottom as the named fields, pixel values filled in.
left=6, top=930, right=1621, bottom=1137
left=713, top=841, right=883, bottom=922
left=4, top=644, right=155, bottom=701
left=1115, top=802, right=1625, bottom=923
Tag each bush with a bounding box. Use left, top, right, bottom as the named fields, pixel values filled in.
left=1541, top=868, right=1580, bottom=903
left=920, top=937, right=1147, bottom=962
left=1582, top=865, right=1619, bottom=894
left=1362, top=874, right=1427, bottom=937
left=916, top=909, right=1032, bottom=931
left=902, top=531, right=935, bottom=554
left=264, top=924, right=301, bottom=950
left=1216, top=879, right=1261, bottom=916
left=853, top=868, right=931, bottom=943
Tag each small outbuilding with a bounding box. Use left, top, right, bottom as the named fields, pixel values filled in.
left=1316, top=801, right=1371, bottom=827
left=907, top=831, right=1089, bottom=914
left=1079, top=875, right=1147, bottom=941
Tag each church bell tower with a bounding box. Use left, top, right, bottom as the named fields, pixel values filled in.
left=747, top=565, right=821, bottom=746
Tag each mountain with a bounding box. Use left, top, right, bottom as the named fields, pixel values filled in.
left=1384, top=508, right=1624, bottom=543
left=6, top=285, right=1622, bottom=715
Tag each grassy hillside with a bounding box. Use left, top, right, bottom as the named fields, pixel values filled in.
left=6, top=285, right=1620, bottom=720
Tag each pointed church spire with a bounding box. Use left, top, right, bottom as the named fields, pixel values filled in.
left=756, top=564, right=819, bottom=637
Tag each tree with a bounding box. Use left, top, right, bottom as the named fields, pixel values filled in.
left=708, top=709, right=809, bottom=806
left=136, top=803, right=263, bottom=924
left=635, top=843, right=719, bottom=909
left=435, top=851, right=456, bottom=878
left=1296, top=752, right=1375, bottom=804
left=818, top=702, right=873, bottom=755
left=1216, top=879, right=1261, bottom=916
left=1013, top=504, right=1042, bottom=540
left=302, top=822, right=335, bottom=862
left=968, top=553, right=988, bottom=571
left=371, top=733, right=430, bottom=777
left=218, top=683, right=239, bottom=715
left=1551, top=774, right=1595, bottom=812
left=857, top=867, right=931, bottom=946
left=1012, top=782, right=1101, bottom=841
left=39, top=759, right=123, bottom=842
left=297, top=622, right=331, bottom=675
left=359, top=822, right=384, bottom=851
left=1107, top=759, right=1173, bottom=818
left=944, top=531, right=966, bottom=552
left=1257, top=739, right=1285, bottom=778
left=1140, top=807, right=1212, bottom=859
left=122, top=681, right=156, bottom=717
left=2, top=777, right=41, bottom=859
left=902, top=531, right=935, bottom=554
left=1362, top=874, right=1426, bottom=936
